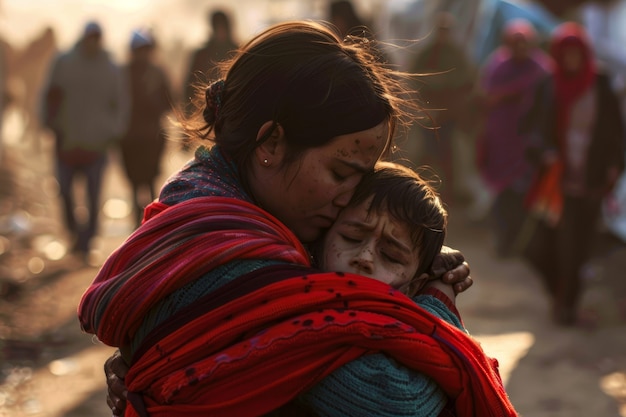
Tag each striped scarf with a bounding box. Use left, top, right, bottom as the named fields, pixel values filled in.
left=78, top=196, right=310, bottom=347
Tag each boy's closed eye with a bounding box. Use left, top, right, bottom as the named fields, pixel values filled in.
left=339, top=233, right=361, bottom=243
left=381, top=250, right=405, bottom=265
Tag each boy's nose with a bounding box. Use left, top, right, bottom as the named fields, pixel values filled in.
left=349, top=247, right=374, bottom=275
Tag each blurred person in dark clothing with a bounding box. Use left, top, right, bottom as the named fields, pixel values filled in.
left=120, top=29, right=173, bottom=228
left=183, top=9, right=238, bottom=116
left=523, top=22, right=625, bottom=326
left=329, top=0, right=389, bottom=64
left=476, top=19, right=552, bottom=258
left=408, top=12, right=476, bottom=204
left=41, top=21, right=128, bottom=258
left=329, top=0, right=367, bottom=38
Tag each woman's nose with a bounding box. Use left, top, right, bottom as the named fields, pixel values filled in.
left=332, top=188, right=354, bottom=208
left=333, top=176, right=362, bottom=208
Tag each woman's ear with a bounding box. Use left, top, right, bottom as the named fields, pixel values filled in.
left=254, top=121, right=286, bottom=167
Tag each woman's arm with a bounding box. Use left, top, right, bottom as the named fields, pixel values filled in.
left=105, top=351, right=128, bottom=416
left=429, top=245, right=472, bottom=295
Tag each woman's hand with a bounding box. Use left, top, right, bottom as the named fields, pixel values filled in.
left=429, top=246, right=472, bottom=295
left=105, top=350, right=129, bottom=416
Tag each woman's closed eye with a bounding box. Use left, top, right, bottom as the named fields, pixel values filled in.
left=340, top=234, right=362, bottom=243
left=332, top=167, right=360, bottom=183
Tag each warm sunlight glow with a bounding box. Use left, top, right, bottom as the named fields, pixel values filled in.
left=601, top=372, right=626, bottom=417
left=472, top=332, right=535, bottom=386
left=19, top=345, right=116, bottom=416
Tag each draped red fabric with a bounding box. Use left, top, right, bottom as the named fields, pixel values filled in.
left=124, top=273, right=516, bottom=417
left=524, top=159, right=564, bottom=224
left=78, top=196, right=516, bottom=416
left=78, top=197, right=310, bottom=346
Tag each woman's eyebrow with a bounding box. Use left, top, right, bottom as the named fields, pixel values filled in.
left=336, top=159, right=372, bottom=174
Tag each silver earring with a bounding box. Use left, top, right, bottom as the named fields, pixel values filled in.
left=263, top=159, right=269, bottom=165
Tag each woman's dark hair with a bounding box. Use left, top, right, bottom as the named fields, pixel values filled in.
left=349, top=161, right=447, bottom=278
left=181, top=20, right=421, bottom=181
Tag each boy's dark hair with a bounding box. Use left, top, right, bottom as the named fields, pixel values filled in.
left=349, top=161, right=447, bottom=278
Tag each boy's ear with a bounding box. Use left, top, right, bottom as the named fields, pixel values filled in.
left=254, top=121, right=286, bottom=167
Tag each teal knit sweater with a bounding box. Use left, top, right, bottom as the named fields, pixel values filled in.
left=299, top=294, right=463, bottom=416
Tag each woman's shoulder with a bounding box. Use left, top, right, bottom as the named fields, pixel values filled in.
left=160, top=145, right=249, bottom=205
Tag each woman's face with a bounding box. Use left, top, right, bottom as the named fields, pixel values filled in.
left=321, top=196, right=420, bottom=289
left=510, top=37, right=530, bottom=61
left=250, top=122, right=388, bottom=243
left=560, top=44, right=584, bottom=74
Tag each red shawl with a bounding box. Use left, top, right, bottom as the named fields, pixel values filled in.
left=78, top=197, right=517, bottom=417
left=78, top=197, right=310, bottom=346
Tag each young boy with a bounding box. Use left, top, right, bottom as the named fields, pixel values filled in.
left=316, top=161, right=449, bottom=298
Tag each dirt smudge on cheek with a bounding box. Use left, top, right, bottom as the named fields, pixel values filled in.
left=337, top=148, right=350, bottom=158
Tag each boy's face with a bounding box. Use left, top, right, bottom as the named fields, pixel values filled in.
left=322, top=196, right=421, bottom=290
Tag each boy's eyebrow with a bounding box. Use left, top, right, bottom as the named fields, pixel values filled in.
left=341, top=220, right=414, bottom=255
left=383, top=235, right=413, bottom=256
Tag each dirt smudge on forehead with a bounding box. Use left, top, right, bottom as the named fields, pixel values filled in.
left=339, top=134, right=385, bottom=156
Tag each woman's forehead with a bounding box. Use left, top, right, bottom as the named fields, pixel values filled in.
left=329, top=123, right=389, bottom=165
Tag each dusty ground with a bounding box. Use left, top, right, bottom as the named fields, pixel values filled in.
left=0, top=123, right=625, bottom=417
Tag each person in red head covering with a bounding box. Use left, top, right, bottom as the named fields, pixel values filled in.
left=523, top=22, right=625, bottom=326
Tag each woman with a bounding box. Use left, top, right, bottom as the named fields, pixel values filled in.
left=476, top=18, right=552, bottom=257
left=80, top=21, right=514, bottom=416
left=523, top=22, right=625, bottom=326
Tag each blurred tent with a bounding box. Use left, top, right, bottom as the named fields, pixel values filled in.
left=381, top=0, right=561, bottom=68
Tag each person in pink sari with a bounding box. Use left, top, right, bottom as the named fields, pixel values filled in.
left=476, top=18, right=552, bottom=257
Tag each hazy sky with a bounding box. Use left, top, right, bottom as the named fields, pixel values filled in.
left=0, top=0, right=397, bottom=48
left=0, top=0, right=337, bottom=56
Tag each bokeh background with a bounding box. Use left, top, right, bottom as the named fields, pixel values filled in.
left=1, top=1, right=626, bottom=416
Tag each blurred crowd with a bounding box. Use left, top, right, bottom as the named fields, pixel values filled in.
left=0, top=0, right=625, bottom=327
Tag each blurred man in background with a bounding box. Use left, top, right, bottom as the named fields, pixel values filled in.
left=41, top=21, right=128, bottom=260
